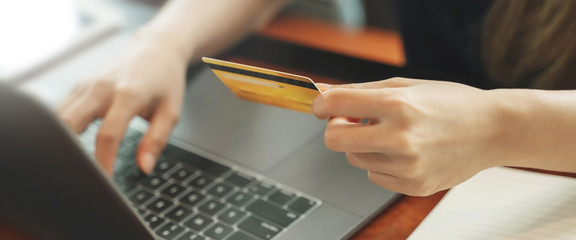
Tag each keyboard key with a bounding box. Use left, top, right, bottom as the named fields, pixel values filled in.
left=184, top=214, right=213, bottom=232
left=170, top=168, right=195, bottom=182
left=204, top=223, right=233, bottom=239
left=163, top=145, right=230, bottom=176
left=144, top=214, right=165, bottom=230
left=165, top=206, right=194, bottom=222
left=248, top=182, right=274, bottom=196
left=140, top=176, right=168, bottom=190
left=161, top=183, right=186, bottom=199
left=218, top=207, right=247, bottom=225
left=183, top=155, right=230, bottom=177
left=137, top=208, right=147, bottom=216
left=117, top=143, right=137, bottom=158
left=268, top=190, right=294, bottom=206
left=227, top=231, right=257, bottom=240
left=177, top=232, right=205, bottom=240
left=226, top=191, right=254, bottom=207
left=247, top=200, right=298, bottom=227
left=179, top=190, right=206, bottom=207
left=238, top=216, right=281, bottom=240
left=198, top=199, right=225, bottom=216
left=128, top=189, right=154, bottom=205
left=117, top=183, right=136, bottom=194
left=154, top=157, right=176, bottom=174
left=146, top=197, right=173, bottom=214
left=225, top=172, right=254, bottom=188
left=189, top=174, right=214, bottom=190
left=288, top=196, right=317, bottom=214
left=208, top=183, right=233, bottom=198
left=156, top=223, right=184, bottom=239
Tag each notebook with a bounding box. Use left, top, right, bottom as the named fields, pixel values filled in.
left=408, top=167, right=576, bottom=240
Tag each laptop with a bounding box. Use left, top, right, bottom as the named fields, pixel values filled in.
left=0, top=40, right=400, bottom=240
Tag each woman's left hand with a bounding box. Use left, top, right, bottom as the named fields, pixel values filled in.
left=312, top=78, right=510, bottom=196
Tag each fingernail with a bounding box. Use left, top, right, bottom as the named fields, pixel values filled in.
left=141, top=153, right=157, bottom=174
left=315, top=83, right=333, bottom=92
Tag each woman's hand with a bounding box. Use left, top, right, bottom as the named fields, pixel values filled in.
left=57, top=37, right=188, bottom=175
left=54, top=0, right=292, bottom=176
left=312, top=78, right=511, bottom=196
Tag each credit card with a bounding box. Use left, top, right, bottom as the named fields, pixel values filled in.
left=202, top=57, right=323, bottom=113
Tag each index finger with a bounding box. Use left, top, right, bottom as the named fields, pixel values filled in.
left=312, top=88, right=394, bottom=120
left=95, top=97, right=141, bottom=175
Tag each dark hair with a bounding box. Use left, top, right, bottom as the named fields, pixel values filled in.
left=483, top=0, right=576, bottom=89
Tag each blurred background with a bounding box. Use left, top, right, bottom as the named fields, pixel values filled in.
left=0, top=0, right=400, bottom=83
left=1, top=0, right=405, bottom=107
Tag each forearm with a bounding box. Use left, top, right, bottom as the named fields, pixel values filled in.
left=493, top=89, right=576, bottom=172
left=135, top=0, right=290, bottom=63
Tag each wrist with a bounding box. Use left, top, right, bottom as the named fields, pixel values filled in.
left=485, top=89, right=538, bottom=168
left=133, top=26, right=196, bottom=64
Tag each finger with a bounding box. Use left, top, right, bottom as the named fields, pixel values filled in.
left=324, top=117, right=395, bottom=152
left=346, top=152, right=410, bottom=176
left=344, top=117, right=363, bottom=123
left=312, top=78, right=415, bottom=119
left=315, top=83, right=333, bottom=92
left=58, top=79, right=115, bottom=133
left=58, top=89, right=111, bottom=133
left=95, top=94, right=142, bottom=175
left=346, top=152, right=390, bottom=171
left=368, top=171, right=436, bottom=196
left=330, top=78, right=413, bottom=90
left=137, top=101, right=180, bottom=174
left=366, top=171, right=406, bottom=194
left=57, top=82, right=88, bottom=114
left=58, top=85, right=89, bottom=132
left=312, top=88, right=396, bottom=120
left=328, top=116, right=363, bottom=123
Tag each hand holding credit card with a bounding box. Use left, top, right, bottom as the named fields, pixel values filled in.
left=202, top=57, right=323, bottom=113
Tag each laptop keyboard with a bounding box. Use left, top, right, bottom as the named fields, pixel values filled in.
left=80, top=123, right=320, bottom=240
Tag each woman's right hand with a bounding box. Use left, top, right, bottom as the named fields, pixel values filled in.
left=57, top=36, right=188, bottom=175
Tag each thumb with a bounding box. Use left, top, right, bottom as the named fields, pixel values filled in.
left=137, top=105, right=180, bottom=174
left=329, top=78, right=414, bottom=90
left=315, top=83, right=333, bottom=92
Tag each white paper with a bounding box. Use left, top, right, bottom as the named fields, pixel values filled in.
left=408, top=167, right=576, bottom=240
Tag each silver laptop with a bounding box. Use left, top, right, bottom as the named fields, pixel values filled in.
left=1, top=30, right=399, bottom=240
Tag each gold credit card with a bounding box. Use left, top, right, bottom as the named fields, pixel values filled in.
left=202, top=57, right=323, bottom=113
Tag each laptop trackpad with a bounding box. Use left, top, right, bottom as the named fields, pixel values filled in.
left=171, top=67, right=325, bottom=173
left=267, top=132, right=399, bottom=217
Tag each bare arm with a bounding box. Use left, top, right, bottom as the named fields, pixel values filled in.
left=138, top=0, right=291, bottom=62
left=493, top=88, right=576, bottom=173
left=312, top=79, right=576, bottom=196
